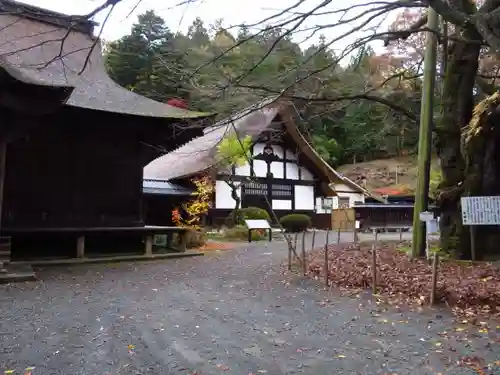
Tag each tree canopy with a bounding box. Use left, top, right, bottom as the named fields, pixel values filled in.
left=104, top=10, right=422, bottom=167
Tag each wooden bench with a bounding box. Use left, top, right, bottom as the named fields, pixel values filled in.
left=4, top=226, right=189, bottom=259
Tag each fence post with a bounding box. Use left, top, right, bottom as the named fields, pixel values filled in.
left=301, top=231, right=307, bottom=276
left=372, top=229, right=377, bottom=294
left=399, top=227, right=403, bottom=241
left=337, top=222, right=341, bottom=244
left=311, top=229, right=316, bottom=252
left=430, top=252, right=439, bottom=305
left=324, top=229, right=330, bottom=287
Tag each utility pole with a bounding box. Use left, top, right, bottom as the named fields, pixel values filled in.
left=412, top=8, right=439, bottom=258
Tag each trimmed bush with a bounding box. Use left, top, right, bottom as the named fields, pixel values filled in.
left=225, top=207, right=271, bottom=227
left=279, top=214, right=311, bottom=232
left=223, top=225, right=267, bottom=241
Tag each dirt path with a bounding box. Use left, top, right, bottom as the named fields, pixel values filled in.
left=0, top=236, right=498, bottom=374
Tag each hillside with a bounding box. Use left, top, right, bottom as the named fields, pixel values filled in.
left=337, top=156, right=439, bottom=193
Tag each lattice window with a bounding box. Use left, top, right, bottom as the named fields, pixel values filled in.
left=271, top=184, right=292, bottom=197
left=244, top=182, right=267, bottom=195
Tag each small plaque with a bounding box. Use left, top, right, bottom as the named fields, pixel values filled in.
left=419, top=211, right=434, bottom=222
left=244, top=219, right=271, bottom=229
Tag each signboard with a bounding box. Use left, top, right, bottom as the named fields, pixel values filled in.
left=461, top=196, right=500, bottom=225
left=244, top=219, right=271, bottom=229
left=244, top=219, right=272, bottom=243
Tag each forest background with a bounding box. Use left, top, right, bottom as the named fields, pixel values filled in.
left=104, top=9, right=432, bottom=191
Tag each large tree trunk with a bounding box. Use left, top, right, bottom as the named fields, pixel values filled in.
left=436, top=32, right=481, bottom=259
left=462, top=93, right=500, bottom=260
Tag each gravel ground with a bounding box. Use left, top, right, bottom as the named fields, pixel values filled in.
left=0, top=235, right=499, bottom=375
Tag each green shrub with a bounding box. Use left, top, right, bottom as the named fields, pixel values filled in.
left=279, top=214, right=311, bottom=232
left=225, top=207, right=270, bottom=227
left=223, top=225, right=267, bottom=241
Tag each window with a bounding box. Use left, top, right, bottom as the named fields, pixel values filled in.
left=338, top=197, right=350, bottom=208
left=271, top=184, right=292, bottom=197
left=244, top=182, right=267, bottom=195
left=321, top=197, right=333, bottom=209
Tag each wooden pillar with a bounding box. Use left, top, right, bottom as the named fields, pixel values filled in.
left=145, top=234, right=153, bottom=256
left=0, top=141, right=6, bottom=233
left=166, top=233, right=173, bottom=249
left=76, top=236, right=85, bottom=258
left=178, top=230, right=187, bottom=252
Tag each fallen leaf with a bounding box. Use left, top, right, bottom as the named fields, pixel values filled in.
left=337, top=354, right=346, bottom=358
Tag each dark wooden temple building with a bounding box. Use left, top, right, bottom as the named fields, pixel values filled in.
left=144, top=99, right=351, bottom=229
left=0, top=1, right=210, bottom=260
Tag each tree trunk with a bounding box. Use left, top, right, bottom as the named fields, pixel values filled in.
left=224, top=178, right=241, bottom=210
left=436, top=32, right=480, bottom=259
left=462, top=93, right=500, bottom=260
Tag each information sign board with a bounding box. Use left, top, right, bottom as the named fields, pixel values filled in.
left=461, top=196, right=500, bottom=225
left=244, top=219, right=271, bottom=229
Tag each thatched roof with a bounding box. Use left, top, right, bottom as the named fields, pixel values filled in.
left=0, top=0, right=209, bottom=119
left=144, top=98, right=280, bottom=180
left=144, top=98, right=368, bottom=198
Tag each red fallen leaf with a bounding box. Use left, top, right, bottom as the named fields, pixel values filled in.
left=306, top=244, right=500, bottom=321
left=216, top=364, right=230, bottom=371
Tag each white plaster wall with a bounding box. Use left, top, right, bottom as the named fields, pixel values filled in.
left=253, top=160, right=267, bottom=177
left=215, top=180, right=241, bottom=209
left=270, top=162, right=284, bottom=178
left=232, top=143, right=315, bottom=182
left=286, top=163, right=299, bottom=180
left=234, top=163, right=251, bottom=176
left=272, top=199, right=292, bottom=210
left=271, top=144, right=284, bottom=158
left=253, top=143, right=265, bottom=155
left=300, top=166, right=314, bottom=180
left=294, top=185, right=315, bottom=210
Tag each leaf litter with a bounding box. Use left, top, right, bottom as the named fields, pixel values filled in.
left=308, top=244, right=500, bottom=324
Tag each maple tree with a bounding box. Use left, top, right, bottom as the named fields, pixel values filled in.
left=215, top=134, right=252, bottom=209
left=171, top=175, right=214, bottom=230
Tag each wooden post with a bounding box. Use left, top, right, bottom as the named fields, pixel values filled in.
left=287, top=241, right=292, bottom=270
left=178, top=230, right=187, bottom=252
left=324, top=229, right=330, bottom=287
left=166, top=233, right=173, bottom=249
left=145, top=234, right=153, bottom=256
left=469, top=226, right=476, bottom=261
left=0, top=142, right=6, bottom=234
left=301, top=231, right=307, bottom=276
left=0, top=141, right=7, bottom=271
left=412, top=8, right=439, bottom=258
left=371, top=242, right=377, bottom=295
left=337, top=223, right=341, bottom=244
left=76, top=236, right=85, bottom=258
left=248, top=229, right=252, bottom=243
left=311, top=229, right=316, bottom=251
left=399, top=227, right=403, bottom=241
left=430, top=252, right=439, bottom=305
left=268, top=228, right=272, bottom=242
